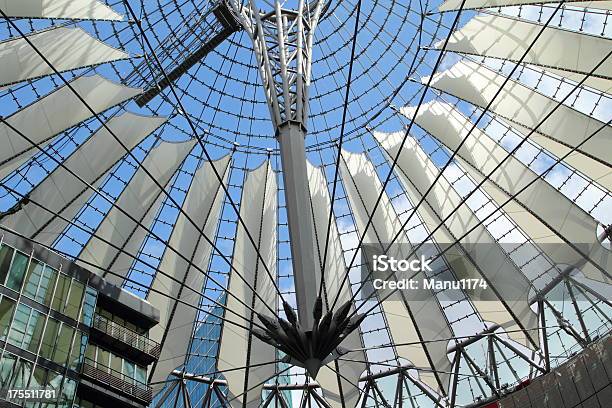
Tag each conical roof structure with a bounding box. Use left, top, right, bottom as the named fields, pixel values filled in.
left=0, top=1, right=610, bottom=407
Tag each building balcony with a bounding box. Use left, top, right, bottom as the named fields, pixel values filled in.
left=90, top=314, right=160, bottom=365
left=80, top=360, right=152, bottom=405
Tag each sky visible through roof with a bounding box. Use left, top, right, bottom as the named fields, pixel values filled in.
left=0, top=1, right=611, bottom=406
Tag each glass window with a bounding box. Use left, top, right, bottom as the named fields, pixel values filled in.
left=80, top=286, right=97, bottom=326
left=126, top=321, right=138, bottom=333
left=0, top=245, right=14, bottom=284
left=39, top=265, right=58, bottom=306
left=23, top=259, right=44, bottom=300
left=110, top=352, right=122, bottom=374
left=58, top=378, right=76, bottom=408
left=65, top=280, right=84, bottom=320
left=135, top=365, right=147, bottom=385
left=0, top=296, right=16, bottom=340
left=123, top=360, right=135, bottom=383
left=40, top=318, right=60, bottom=359
left=24, top=366, right=49, bottom=408
left=9, top=358, right=33, bottom=390
left=6, top=251, right=29, bottom=292
left=45, top=370, right=63, bottom=404
left=51, top=274, right=70, bottom=313
left=77, top=398, right=94, bottom=408
left=0, top=353, right=16, bottom=388
left=96, top=348, right=110, bottom=373
left=8, top=303, right=31, bottom=347
left=25, top=309, right=45, bottom=353
left=30, top=365, right=48, bottom=389
left=53, top=324, right=74, bottom=366
left=69, top=332, right=87, bottom=371
left=84, top=344, right=96, bottom=363
left=114, top=315, right=125, bottom=327
left=98, top=307, right=112, bottom=320
left=24, top=396, right=39, bottom=408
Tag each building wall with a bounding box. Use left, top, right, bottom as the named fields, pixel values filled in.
left=498, top=335, right=611, bottom=408
left=0, top=230, right=160, bottom=408
left=0, top=240, right=97, bottom=407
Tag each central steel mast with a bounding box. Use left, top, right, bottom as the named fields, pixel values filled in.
left=226, top=0, right=326, bottom=328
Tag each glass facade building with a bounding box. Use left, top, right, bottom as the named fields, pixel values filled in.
left=153, top=302, right=225, bottom=408
left=0, top=230, right=160, bottom=408
left=154, top=298, right=293, bottom=408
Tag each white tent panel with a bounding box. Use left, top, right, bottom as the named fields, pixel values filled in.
left=217, top=161, right=277, bottom=408
left=512, top=124, right=612, bottom=191
left=318, top=362, right=365, bottom=408
left=339, top=151, right=452, bottom=394
left=307, top=162, right=353, bottom=311
left=370, top=129, right=525, bottom=344
left=101, top=194, right=166, bottom=288
left=2, top=112, right=165, bottom=247
left=437, top=15, right=612, bottom=81
left=32, top=177, right=106, bottom=248
left=373, top=131, right=539, bottom=347
left=571, top=273, right=612, bottom=302
left=0, top=74, right=140, bottom=181
left=0, top=27, right=129, bottom=87
left=147, top=156, right=231, bottom=388
left=307, top=162, right=366, bottom=408
left=76, top=139, right=196, bottom=276
left=404, top=101, right=611, bottom=284
left=425, top=60, right=611, bottom=174
left=472, top=173, right=611, bottom=285
left=439, top=0, right=612, bottom=12
left=0, top=0, right=123, bottom=20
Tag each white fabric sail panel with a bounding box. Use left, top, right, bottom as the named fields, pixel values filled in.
left=512, top=124, right=612, bottom=191
left=318, top=361, right=365, bottom=408
left=339, top=151, right=452, bottom=393
left=77, top=139, right=196, bottom=276
left=371, top=129, right=525, bottom=344
left=439, top=0, right=612, bottom=12
left=406, top=100, right=611, bottom=284
left=373, top=131, right=539, bottom=348
left=147, top=156, right=231, bottom=388
left=0, top=0, right=123, bottom=20
left=217, top=161, right=277, bottom=408
left=426, top=60, right=611, bottom=170
left=0, top=27, right=129, bottom=87
left=307, top=162, right=354, bottom=311
left=306, top=162, right=366, bottom=408
left=399, top=104, right=552, bottom=247
left=101, top=193, right=166, bottom=288
left=0, top=74, right=140, bottom=181
left=2, top=112, right=166, bottom=247
left=571, top=273, right=612, bottom=302
left=33, top=175, right=106, bottom=248
left=466, top=168, right=611, bottom=284
left=437, top=15, right=612, bottom=80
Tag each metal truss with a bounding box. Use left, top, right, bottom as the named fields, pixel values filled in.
left=154, top=371, right=232, bottom=408
left=225, top=0, right=326, bottom=128
left=223, top=0, right=328, bottom=327
left=150, top=267, right=611, bottom=408
left=1, top=1, right=610, bottom=407
left=129, top=1, right=241, bottom=106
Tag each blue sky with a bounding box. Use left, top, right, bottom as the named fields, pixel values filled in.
left=1, top=1, right=611, bottom=404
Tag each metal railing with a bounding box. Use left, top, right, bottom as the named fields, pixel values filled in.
left=81, top=359, right=152, bottom=404
left=92, top=314, right=161, bottom=359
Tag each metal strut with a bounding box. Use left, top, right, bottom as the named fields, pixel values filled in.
left=226, top=0, right=327, bottom=328
left=134, top=1, right=241, bottom=106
